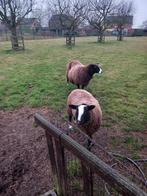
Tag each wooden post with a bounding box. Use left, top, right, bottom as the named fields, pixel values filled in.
left=82, top=163, right=93, bottom=196
left=54, top=140, right=68, bottom=196
left=34, top=113, right=147, bottom=196
left=45, top=131, right=58, bottom=176
left=45, top=131, right=59, bottom=193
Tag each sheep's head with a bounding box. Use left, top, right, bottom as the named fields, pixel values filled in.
left=69, top=104, right=95, bottom=125
left=88, top=64, right=102, bottom=77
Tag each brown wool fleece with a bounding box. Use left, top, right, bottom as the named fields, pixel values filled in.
left=66, top=60, right=92, bottom=87
left=67, top=89, right=102, bottom=137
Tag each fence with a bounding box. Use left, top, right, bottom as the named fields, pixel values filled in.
left=65, top=33, right=75, bottom=46
left=34, top=113, right=147, bottom=196
left=10, top=34, right=25, bottom=50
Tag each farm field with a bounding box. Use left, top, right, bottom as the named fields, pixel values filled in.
left=0, top=36, right=147, bottom=195
left=0, top=36, right=147, bottom=131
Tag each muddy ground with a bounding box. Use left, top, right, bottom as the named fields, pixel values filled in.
left=0, top=107, right=55, bottom=196
left=0, top=107, right=147, bottom=196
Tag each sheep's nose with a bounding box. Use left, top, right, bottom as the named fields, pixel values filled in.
left=99, top=68, right=102, bottom=74
left=77, top=120, right=81, bottom=125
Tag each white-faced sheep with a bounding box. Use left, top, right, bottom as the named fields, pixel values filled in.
left=67, top=89, right=102, bottom=149
left=66, top=60, right=102, bottom=89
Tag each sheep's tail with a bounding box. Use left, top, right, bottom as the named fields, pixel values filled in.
left=66, top=60, right=80, bottom=83
left=67, top=61, right=73, bottom=71
left=66, top=69, right=69, bottom=83
left=66, top=61, right=73, bottom=83
left=66, top=75, right=69, bottom=83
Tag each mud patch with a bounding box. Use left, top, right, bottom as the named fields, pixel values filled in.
left=0, top=107, right=146, bottom=195
left=0, top=107, right=55, bottom=196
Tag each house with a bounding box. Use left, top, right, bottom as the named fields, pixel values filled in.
left=76, top=16, right=133, bottom=37
left=20, top=18, right=42, bottom=34
left=107, top=15, right=133, bottom=26
left=0, top=21, right=8, bottom=32
left=49, top=14, right=73, bottom=36
left=107, top=15, right=133, bottom=36
left=132, top=28, right=147, bottom=36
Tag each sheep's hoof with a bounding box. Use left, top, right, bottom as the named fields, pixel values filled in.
left=84, top=139, right=94, bottom=151
left=69, top=125, right=73, bottom=129
left=68, top=125, right=75, bottom=132
left=88, top=142, right=94, bottom=151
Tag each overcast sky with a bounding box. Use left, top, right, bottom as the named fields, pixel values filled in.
left=133, top=0, right=147, bottom=27
left=39, top=0, right=147, bottom=28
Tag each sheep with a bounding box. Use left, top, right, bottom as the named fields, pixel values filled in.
left=66, top=60, right=102, bottom=89
left=67, top=89, right=102, bottom=149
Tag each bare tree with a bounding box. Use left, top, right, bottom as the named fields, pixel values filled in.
left=30, top=8, right=45, bottom=39
left=87, top=0, right=115, bottom=42
left=0, top=0, right=34, bottom=50
left=141, top=20, right=147, bottom=29
left=114, top=0, right=134, bottom=41
left=49, top=0, right=87, bottom=45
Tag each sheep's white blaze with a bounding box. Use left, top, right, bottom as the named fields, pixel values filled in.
left=69, top=125, right=73, bottom=130
left=99, top=68, right=102, bottom=74
left=77, top=105, right=86, bottom=121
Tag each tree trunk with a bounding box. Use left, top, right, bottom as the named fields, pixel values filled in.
left=97, top=32, right=105, bottom=43
left=11, top=27, right=19, bottom=50
left=5, top=29, right=8, bottom=41
left=66, top=31, right=75, bottom=46
left=68, top=35, right=72, bottom=45
left=117, top=28, right=123, bottom=41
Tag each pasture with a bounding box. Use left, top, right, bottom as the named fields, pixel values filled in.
left=0, top=36, right=147, bottom=132
left=0, top=36, right=147, bottom=195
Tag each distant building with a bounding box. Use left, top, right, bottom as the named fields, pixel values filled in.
left=132, top=28, right=147, bottom=36
left=0, top=18, right=42, bottom=35
left=77, top=25, right=97, bottom=36
left=107, top=15, right=133, bottom=36
left=0, top=21, right=8, bottom=32
left=107, top=15, right=133, bottom=27
left=0, top=21, right=9, bottom=40
left=49, top=14, right=73, bottom=36
left=20, top=18, right=42, bottom=34
left=76, top=16, right=133, bottom=37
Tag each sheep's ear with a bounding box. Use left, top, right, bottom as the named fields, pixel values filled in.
left=88, top=105, right=95, bottom=110
left=69, top=104, right=78, bottom=110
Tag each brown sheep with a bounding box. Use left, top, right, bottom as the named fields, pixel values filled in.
left=67, top=89, right=102, bottom=148
left=66, top=60, right=102, bottom=89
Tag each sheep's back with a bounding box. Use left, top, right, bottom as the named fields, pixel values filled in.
left=66, top=60, right=83, bottom=74
left=67, top=61, right=89, bottom=85
left=67, top=89, right=98, bottom=105
left=69, top=66, right=88, bottom=84
left=67, top=90, right=102, bottom=135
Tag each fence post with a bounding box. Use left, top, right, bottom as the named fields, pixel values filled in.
left=45, top=131, right=59, bottom=192
left=34, top=113, right=147, bottom=196
left=82, top=163, right=93, bottom=196
left=54, top=139, right=68, bottom=196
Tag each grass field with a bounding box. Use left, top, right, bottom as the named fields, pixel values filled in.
left=0, top=36, right=147, bottom=132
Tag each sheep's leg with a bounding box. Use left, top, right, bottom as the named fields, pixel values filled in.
left=66, top=76, right=69, bottom=83
left=85, top=136, right=93, bottom=151
left=68, top=115, right=74, bottom=132
left=77, top=84, right=80, bottom=88
left=81, top=85, right=85, bottom=89
left=68, top=115, right=72, bottom=122
left=84, top=138, right=90, bottom=150
left=87, top=138, right=92, bottom=150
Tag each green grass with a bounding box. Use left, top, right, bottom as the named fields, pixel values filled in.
left=67, top=159, right=81, bottom=177
left=111, top=135, right=146, bottom=152
left=0, top=36, right=147, bottom=132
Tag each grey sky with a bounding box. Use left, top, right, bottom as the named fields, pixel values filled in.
left=38, top=0, right=147, bottom=28
left=133, top=0, right=147, bottom=27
